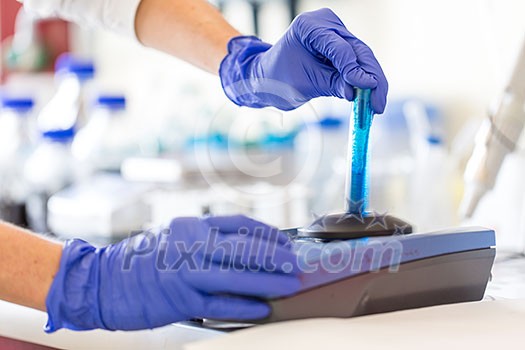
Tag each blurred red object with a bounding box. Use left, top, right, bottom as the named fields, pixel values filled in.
left=0, top=335, right=58, bottom=350
left=0, top=0, right=20, bottom=44
left=1, top=1, right=70, bottom=81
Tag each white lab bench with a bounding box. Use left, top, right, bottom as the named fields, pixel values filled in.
left=0, top=302, right=222, bottom=349
left=1, top=252, right=524, bottom=350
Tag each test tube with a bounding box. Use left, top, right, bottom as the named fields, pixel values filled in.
left=345, top=88, right=374, bottom=214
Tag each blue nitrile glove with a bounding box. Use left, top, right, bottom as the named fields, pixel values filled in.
left=219, top=8, right=388, bottom=113
left=45, top=215, right=300, bottom=332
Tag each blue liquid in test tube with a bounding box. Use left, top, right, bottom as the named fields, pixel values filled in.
left=345, top=89, right=374, bottom=214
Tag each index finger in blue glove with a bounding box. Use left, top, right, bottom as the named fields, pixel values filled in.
left=152, top=277, right=272, bottom=322
left=369, top=77, right=388, bottom=114
left=308, top=31, right=377, bottom=90
left=193, top=294, right=271, bottom=321
left=345, top=38, right=388, bottom=114
left=202, top=215, right=290, bottom=245
left=180, top=265, right=301, bottom=298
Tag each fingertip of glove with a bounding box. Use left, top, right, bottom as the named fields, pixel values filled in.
left=373, top=106, right=386, bottom=115
left=370, top=90, right=387, bottom=114
left=246, top=302, right=272, bottom=319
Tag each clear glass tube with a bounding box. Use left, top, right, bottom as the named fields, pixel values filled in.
left=345, top=89, right=374, bottom=214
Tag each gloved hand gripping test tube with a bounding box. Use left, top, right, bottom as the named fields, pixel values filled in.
left=298, top=89, right=412, bottom=240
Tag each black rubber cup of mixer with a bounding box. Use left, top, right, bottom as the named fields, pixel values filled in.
left=297, top=212, right=413, bottom=240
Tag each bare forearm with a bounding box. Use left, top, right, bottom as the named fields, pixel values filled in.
left=135, top=0, right=241, bottom=73
left=0, top=222, right=62, bottom=311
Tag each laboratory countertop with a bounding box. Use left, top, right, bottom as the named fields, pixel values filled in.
left=1, top=251, right=525, bottom=350
left=0, top=302, right=221, bottom=350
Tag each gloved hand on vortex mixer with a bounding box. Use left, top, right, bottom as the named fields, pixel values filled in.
left=45, top=215, right=300, bottom=332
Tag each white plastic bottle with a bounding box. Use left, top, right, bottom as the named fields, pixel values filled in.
left=37, top=54, right=95, bottom=132
left=295, top=115, right=349, bottom=215
left=409, top=135, right=455, bottom=231
left=0, top=96, right=36, bottom=225
left=24, top=128, right=77, bottom=233
left=72, top=94, right=139, bottom=174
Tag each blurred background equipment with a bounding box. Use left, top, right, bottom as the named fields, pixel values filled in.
left=2, top=7, right=48, bottom=73
left=24, top=127, right=77, bottom=233
left=37, top=53, right=95, bottom=132
left=0, top=0, right=524, bottom=249
left=213, top=0, right=298, bottom=36
left=47, top=174, right=151, bottom=242
left=72, top=94, right=140, bottom=174
left=461, top=36, right=525, bottom=220
left=0, top=94, right=36, bottom=226
left=460, top=35, right=525, bottom=252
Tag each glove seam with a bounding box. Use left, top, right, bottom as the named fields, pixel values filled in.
left=45, top=240, right=106, bottom=332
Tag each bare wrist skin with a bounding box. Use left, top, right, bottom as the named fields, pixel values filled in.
left=135, top=0, right=241, bottom=73
left=0, top=221, right=62, bottom=311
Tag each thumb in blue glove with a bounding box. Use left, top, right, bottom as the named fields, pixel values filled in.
left=44, top=215, right=300, bottom=332
left=220, top=8, right=388, bottom=114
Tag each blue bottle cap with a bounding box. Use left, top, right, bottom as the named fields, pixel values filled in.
left=95, top=95, right=126, bottom=110
left=55, top=53, right=95, bottom=80
left=318, top=116, right=345, bottom=129
left=42, top=128, right=76, bottom=142
left=427, top=135, right=443, bottom=145
left=1, top=96, right=34, bottom=112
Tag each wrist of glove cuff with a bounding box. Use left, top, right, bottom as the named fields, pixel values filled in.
left=219, top=35, right=273, bottom=109
left=45, top=239, right=107, bottom=333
